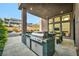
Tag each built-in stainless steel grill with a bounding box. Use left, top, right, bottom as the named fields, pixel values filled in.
left=31, top=32, right=47, bottom=43
left=25, top=32, right=55, bottom=56
left=31, top=32, right=55, bottom=56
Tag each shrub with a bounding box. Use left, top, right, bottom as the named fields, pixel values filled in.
left=13, top=27, right=20, bottom=32
left=0, top=19, right=8, bottom=48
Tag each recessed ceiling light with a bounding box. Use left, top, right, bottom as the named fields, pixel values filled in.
left=60, top=11, right=63, bottom=13
left=30, top=7, right=32, bottom=10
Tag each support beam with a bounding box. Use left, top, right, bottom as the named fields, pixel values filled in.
left=22, top=8, right=27, bottom=44
left=60, top=16, right=63, bottom=41
left=46, top=17, right=49, bottom=32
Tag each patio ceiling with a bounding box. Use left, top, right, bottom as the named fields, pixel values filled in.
left=19, top=3, right=73, bottom=19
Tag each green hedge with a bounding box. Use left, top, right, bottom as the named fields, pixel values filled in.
left=0, top=20, right=8, bottom=48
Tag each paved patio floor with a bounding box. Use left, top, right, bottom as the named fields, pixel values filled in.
left=2, top=36, right=36, bottom=56
left=54, top=39, right=77, bottom=56
left=2, top=35, right=77, bottom=56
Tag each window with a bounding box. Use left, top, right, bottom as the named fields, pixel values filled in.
left=62, top=22, right=70, bottom=36
left=49, top=18, right=53, bottom=23
left=54, top=23, right=60, bottom=33
left=55, top=23, right=60, bottom=28
left=54, top=17, right=60, bottom=22
left=49, top=24, right=53, bottom=32
left=62, top=15, right=70, bottom=21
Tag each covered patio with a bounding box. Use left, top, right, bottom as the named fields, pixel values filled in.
left=18, top=3, right=79, bottom=56
left=19, top=3, right=73, bottom=32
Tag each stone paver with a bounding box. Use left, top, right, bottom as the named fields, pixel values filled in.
left=2, top=36, right=36, bottom=56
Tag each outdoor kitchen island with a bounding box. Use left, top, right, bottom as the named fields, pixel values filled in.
left=23, top=32, right=55, bottom=56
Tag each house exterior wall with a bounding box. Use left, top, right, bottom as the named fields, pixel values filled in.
left=1, top=18, right=22, bottom=32
left=4, top=18, right=22, bottom=30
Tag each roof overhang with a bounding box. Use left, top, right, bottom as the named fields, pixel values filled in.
left=18, top=3, right=73, bottom=19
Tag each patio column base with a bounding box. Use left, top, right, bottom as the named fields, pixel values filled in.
left=22, top=33, right=26, bottom=45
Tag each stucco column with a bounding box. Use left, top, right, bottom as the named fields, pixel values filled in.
left=40, top=18, right=49, bottom=32
left=40, top=18, right=43, bottom=32
left=74, top=3, right=79, bottom=55
left=70, top=12, right=74, bottom=43
left=22, top=8, right=27, bottom=32
left=22, top=8, right=27, bottom=44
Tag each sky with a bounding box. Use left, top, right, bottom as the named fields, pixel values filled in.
left=0, top=3, right=40, bottom=24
